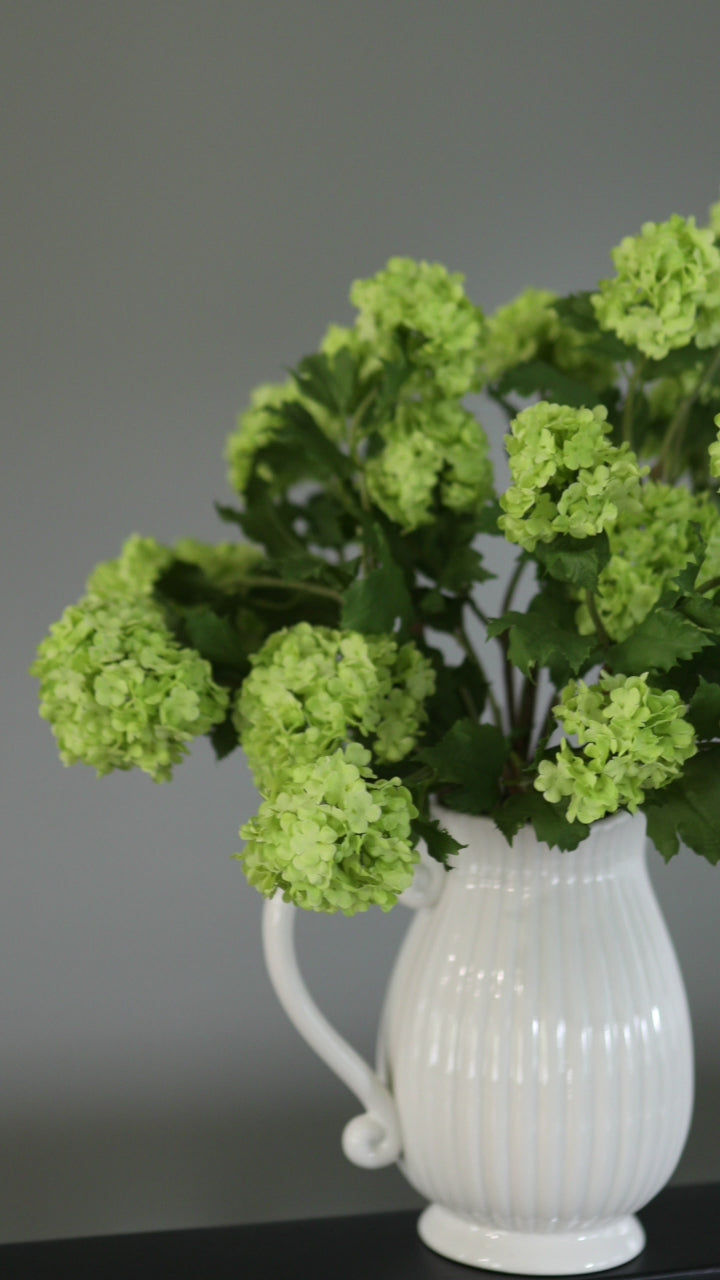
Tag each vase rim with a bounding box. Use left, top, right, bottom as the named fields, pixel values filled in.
left=430, top=804, right=645, bottom=846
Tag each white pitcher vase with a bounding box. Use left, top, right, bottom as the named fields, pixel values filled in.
left=262, top=807, right=694, bottom=1274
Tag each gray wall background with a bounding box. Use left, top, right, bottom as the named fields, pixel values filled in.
left=3, top=0, right=720, bottom=1245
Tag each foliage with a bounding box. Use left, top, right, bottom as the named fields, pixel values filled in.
left=31, top=215, right=720, bottom=912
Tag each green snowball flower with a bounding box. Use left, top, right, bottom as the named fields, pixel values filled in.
left=318, top=321, right=373, bottom=369
left=365, top=422, right=440, bottom=530
left=233, top=622, right=435, bottom=795
left=535, top=673, right=697, bottom=824
left=481, top=288, right=559, bottom=381
left=86, top=535, right=173, bottom=600
left=365, top=399, right=494, bottom=531
left=31, top=594, right=229, bottom=781
left=350, top=257, right=485, bottom=398
left=575, top=482, right=720, bottom=640
left=366, top=635, right=438, bottom=763
left=591, top=215, right=720, bottom=360
left=238, top=743, right=419, bottom=914
left=499, top=402, right=645, bottom=551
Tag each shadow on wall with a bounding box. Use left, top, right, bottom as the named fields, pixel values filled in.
left=1, top=1074, right=717, bottom=1246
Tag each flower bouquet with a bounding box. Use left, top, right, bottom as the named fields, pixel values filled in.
left=33, top=207, right=720, bottom=910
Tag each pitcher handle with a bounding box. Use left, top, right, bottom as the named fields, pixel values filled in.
left=261, top=848, right=445, bottom=1170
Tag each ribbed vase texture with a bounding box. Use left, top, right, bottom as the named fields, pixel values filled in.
left=377, top=809, right=694, bottom=1233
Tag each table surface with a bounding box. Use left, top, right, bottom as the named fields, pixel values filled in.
left=0, top=1183, right=717, bottom=1280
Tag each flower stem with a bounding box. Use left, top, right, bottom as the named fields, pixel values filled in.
left=454, top=623, right=504, bottom=732
left=531, top=687, right=559, bottom=762
left=622, top=359, right=647, bottom=445
left=240, top=574, right=344, bottom=605
left=515, top=672, right=539, bottom=763
left=585, top=589, right=610, bottom=648
left=653, top=345, right=720, bottom=481
left=501, top=555, right=529, bottom=614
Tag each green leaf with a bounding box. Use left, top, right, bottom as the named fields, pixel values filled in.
left=644, top=746, right=720, bottom=865
left=362, top=353, right=415, bottom=428
left=423, top=656, right=488, bottom=735
left=416, top=589, right=464, bottom=633
left=262, top=550, right=348, bottom=589
left=678, top=592, right=720, bottom=632
left=210, top=713, right=240, bottom=761
left=291, top=349, right=358, bottom=417
left=181, top=607, right=250, bottom=671
left=411, top=815, right=464, bottom=866
left=302, top=491, right=357, bottom=549
left=651, top=640, right=720, bottom=704
left=341, top=560, right=413, bottom=634
left=687, top=678, right=720, bottom=740
left=215, top=502, right=245, bottom=528
left=606, top=609, right=713, bottom=676
left=225, top=482, right=305, bottom=556
left=662, top=557, right=707, bottom=605
left=436, top=544, right=494, bottom=593
left=497, top=359, right=600, bottom=409
left=261, top=401, right=355, bottom=482
left=341, top=525, right=414, bottom=635
left=551, top=292, right=638, bottom=360
left=493, top=790, right=590, bottom=851
left=156, top=560, right=227, bottom=610
left=487, top=592, right=598, bottom=681
left=420, top=720, right=509, bottom=814
left=473, top=499, right=502, bottom=536
left=641, top=342, right=706, bottom=381
left=534, top=532, right=611, bottom=591
left=549, top=291, right=600, bottom=335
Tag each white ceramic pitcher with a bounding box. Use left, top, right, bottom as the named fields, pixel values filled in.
left=262, top=807, right=694, bottom=1274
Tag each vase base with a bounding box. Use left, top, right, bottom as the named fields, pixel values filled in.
left=417, top=1204, right=646, bottom=1275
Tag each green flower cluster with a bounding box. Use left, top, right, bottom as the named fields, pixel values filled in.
left=234, top=622, right=435, bottom=795
left=350, top=257, right=485, bottom=398
left=481, top=288, right=614, bottom=391
left=535, top=673, right=697, bottom=824
left=499, top=401, right=645, bottom=551
left=31, top=594, right=229, bottom=782
left=239, top=743, right=418, bottom=915
left=365, top=399, right=494, bottom=530
left=481, top=288, right=558, bottom=380
left=86, top=534, right=173, bottom=600
left=591, top=215, right=720, bottom=360
left=575, top=482, right=720, bottom=641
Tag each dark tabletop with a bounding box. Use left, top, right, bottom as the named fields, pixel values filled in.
left=0, top=1183, right=717, bottom=1280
